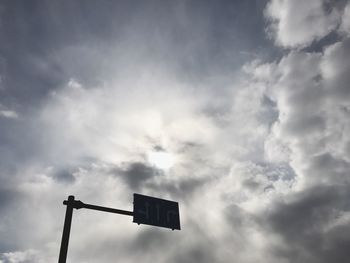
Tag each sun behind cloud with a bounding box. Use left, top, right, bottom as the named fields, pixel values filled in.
left=147, top=150, right=176, bottom=169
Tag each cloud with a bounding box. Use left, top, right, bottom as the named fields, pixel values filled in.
left=265, top=0, right=343, bottom=48
left=1, top=1, right=350, bottom=263
left=260, top=185, right=350, bottom=263
left=245, top=5, right=350, bottom=259
left=0, top=105, right=18, bottom=119
left=248, top=35, right=350, bottom=188
left=1, top=250, right=40, bottom=263
left=117, top=162, right=162, bottom=191
left=0, top=54, right=279, bottom=263
left=340, top=1, right=350, bottom=35
left=15, top=54, right=280, bottom=262
left=0, top=110, right=18, bottom=119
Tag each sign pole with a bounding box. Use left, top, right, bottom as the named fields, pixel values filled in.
left=57, top=194, right=180, bottom=262
left=58, top=195, right=75, bottom=263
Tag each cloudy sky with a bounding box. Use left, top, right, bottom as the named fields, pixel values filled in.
left=1, top=0, right=350, bottom=262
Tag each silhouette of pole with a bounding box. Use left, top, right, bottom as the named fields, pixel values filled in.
left=58, top=195, right=75, bottom=263
left=57, top=194, right=179, bottom=262
left=79, top=202, right=134, bottom=216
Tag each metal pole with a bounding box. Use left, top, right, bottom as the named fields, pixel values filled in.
left=81, top=203, right=133, bottom=216
left=58, top=195, right=75, bottom=263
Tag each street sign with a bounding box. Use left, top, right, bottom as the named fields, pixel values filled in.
left=133, top=193, right=181, bottom=230
left=59, top=194, right=180, bottom=263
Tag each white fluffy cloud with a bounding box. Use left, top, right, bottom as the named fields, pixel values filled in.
left=0, top=104, right=18, bottom=119
left=0, top=249, right=56, bottom=263
left=250, top=37, right=350, bottom=188
left=0, top=110, right=18, bottom=119
left=239, top=5, right=350, bottom=261
left=265, top=0, right=342, bottom=48
left=340, top=1, right=350, bottom=34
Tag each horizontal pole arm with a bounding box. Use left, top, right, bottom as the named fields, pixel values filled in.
left=81, top=203, right=134, bottom=216
left=63, top=199, right=133, bottom=216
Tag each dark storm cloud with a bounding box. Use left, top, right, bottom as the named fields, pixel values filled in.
left=224, top=203, right=249, bottom=230
left=0, top=187, right=26, bottom=252
left=307, top=153, right=350, bottom=184
left=266, top=185, right=350, bottom=237
left=0, top=187, right=22, bottom=214
left=50, top=167, right=76, bottom=183
left=115, top=162, right=162, bottom=191
left=0, top=114, right=81, bottom=182
left=145, top=176, right=210, bottom=201
left=260, top=185, right=350, bottom=263
left=163, top=220, right=220, bottom=263
left=0, top=0, right=275, bottom=110
left=112, top=161, right=208, bottom=199
left=0, top=118, right=39, bottom=178
left=0, top=0, right=133, bottom=108
left=132, top=228, right=170, bottom=252
left=172, top=245, right=216, bottom=263
left=127, top=222, right=218, bottom=263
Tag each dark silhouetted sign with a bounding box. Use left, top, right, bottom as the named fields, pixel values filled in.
left=133, top=193, right=181, bottom=230
left=59, top=195, right=180, bottom=263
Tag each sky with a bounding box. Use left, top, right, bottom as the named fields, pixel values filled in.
left=0, top=0, right=350, bottom=262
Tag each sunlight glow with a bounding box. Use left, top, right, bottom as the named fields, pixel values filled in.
left=147, top=151, right=175, bottom=169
